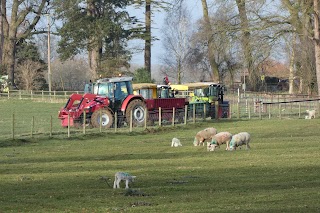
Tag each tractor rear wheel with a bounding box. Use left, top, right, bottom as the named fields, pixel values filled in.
left=91, top=109, right=114, bottom=128
left=126, top=99, right=147, bottom=126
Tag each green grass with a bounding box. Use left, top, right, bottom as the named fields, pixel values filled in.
left=1, top=117, right=320, bottom=212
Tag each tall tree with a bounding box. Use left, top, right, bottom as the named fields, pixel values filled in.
left=235, top=0, right=255, bottom=89
left=314, top=0, right=320, bottom=95
left=201, top=0, right=220, bottom=82
left=0, top=0, right=50, bottom=88
left=54, top=0, right=135, bottom=79
left=160, top=5, right=192, bottom=83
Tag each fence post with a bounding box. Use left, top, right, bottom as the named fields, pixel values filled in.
left=114, top=111, right=117, bottom=132
left=184, top=105, right=187, bottom=125
left=172, top=107, right=175, bottom=126
left=259, top=102, right=262, bottom=120
left=31, top=90, right=33, bottom=100
left=8, top=90, right=10, bottom=99
left=159, top=107, right=162, bottom=126
left=19, top=90, right=21, bottom=99
left=268, top=104, right=271, bottom=119
left=237, top=103, right=240, bottom=119
left=279, top=103, right=282, bottom=119
left=67, top=114, right=70, bottom=138
left=193, top=104, right=196, bottom=123
left=130, top=110, right=133, bottom=132
left=12, top=113, right=15, bottom=140
left=42, top=90, right=44, bottom=101
left=99, top=109, right=102, bottom=132
left=248, top=104, right=251, bottom=119
left=298, top=103, right=301, bottom=118
left=203, top=103, right=206, bottom=121
left=31, top=116, right=34, bottom=138
left=50, top=115, right=52, bottom=137
left=144, top=108, right=147, bottom=129
left=83, top=111, right=86, bottom=134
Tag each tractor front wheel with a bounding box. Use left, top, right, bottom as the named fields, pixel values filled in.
left=91, top=109, right=114, bottom=128
left=126, top=99, right=147, bottom=126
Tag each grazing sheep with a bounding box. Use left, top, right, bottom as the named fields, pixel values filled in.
left=193, top=127, right=217, bottom=146
left=207, top=132, right=232, bottom=151
left=113, top=172, right=136, bottom=189
left=171, top=137, right=182, bottom=147
left=229, top=132, right=251, bottom=151
left=306, top=110, right=316, bottom=119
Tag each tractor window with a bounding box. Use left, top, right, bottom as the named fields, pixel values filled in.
left=139, top=89, right=153, bottom=99
left=94, top=83, right=113, bottom=97
left=115, top=82, right=129, bottom=100
left=194, top=89, right=205, bottom=97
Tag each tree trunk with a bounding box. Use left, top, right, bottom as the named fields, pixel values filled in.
left=201, top=0, right=220, bottom=83
left=314, top=0, right=320, bottom=95
left=144, top=0, right=151, bottom=79
left=0, top=1, right=4, bottom=66
left=289, top=36, right=296, bottom=94
left=236, top=0, right=255, bottom=89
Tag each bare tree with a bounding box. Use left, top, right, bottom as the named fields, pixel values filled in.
left=160, top=5, right=193, bottom=83
left=314, top=0, right=320, bottom=95
left=201, top=0, right=220, bottom=82
left=1, top=0, right=50, bottom=88
left=16, top=60, right=43, bottom=90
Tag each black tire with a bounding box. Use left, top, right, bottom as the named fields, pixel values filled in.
left=126, top=99, right=147, bottom=126
left=91, top=109, right=114, bottom=128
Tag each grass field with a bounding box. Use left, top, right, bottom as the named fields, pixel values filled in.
left=1, top=108, right=320, bottom=213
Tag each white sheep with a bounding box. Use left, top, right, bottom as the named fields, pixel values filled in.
left=113, top=172, right=136, bottom=189
left=306, top=110, right=316, bottom=119
left=193, top=127, right=217, bottom=146
left=207, top=132, right=232, bottom=151
left=171, top=137, right=182, bottom=147
left=229, top=132, right=251, bottom=151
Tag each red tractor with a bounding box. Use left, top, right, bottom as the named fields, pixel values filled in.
left=58, top=76, right=147, bottom=128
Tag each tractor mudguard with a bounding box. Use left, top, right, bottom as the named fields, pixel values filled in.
left=121, top=95, right=144, bottom=112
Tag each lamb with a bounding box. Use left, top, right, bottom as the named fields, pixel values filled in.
left=306, top=110, right=316, bottom=119
left=193, top=127, right=217, bottom=146
left=229, top=132, right=251, bottom=151
left=171, top=137, right=182, bottom=147
left=113, top=172, right=136, bottom=189
left=207, top=132, right=232, bottom=151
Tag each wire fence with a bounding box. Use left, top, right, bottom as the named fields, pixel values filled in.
left=0, top=90, right=319, bottom=141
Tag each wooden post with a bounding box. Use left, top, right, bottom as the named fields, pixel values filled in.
left=172, top=107, right=175, bottom=126
left=248, top=104, right=251, bottom=119
left=144, top=108, right=147, bottom=129
left=193, top=104, right=196, bottom=123
left=268, top=104, right=271, bottom=119
left=259, top=102, right=262, bottom=120
left=114, top=111, right=117, bottom=132
left=298, top=103, right=301, bottom=118
left=83, top=111, right=86, bottom=134
left=12, top=113, right=15, bottom=140
left=67, top=114, right=70, bottom=138
left=42, top=90, right=44, bottom=101
left=279, top=103, right=282, bottom=119
left=229, top=104, right=232, bottom=119
left=31, top=116, right=34, bottom=138
left=237, top=103, right=240, bottom=119
left=50, top=115, right=52, bottom=137
left=159, top=107, right=162, bottom=126
left=184, top=105, right=187, bottom=125
left=31, top=90, right=33, bottom=100
left=130, top=110, right=133, bottom=132
left=54, top=91, right=56, bottom=100
left=99, top=109, right=102, bottom=132
left=203, top=103, right=206, bottom=120
left=215, top=101, right=219, bottom=120
left=19, top=90, right=21, bottom=99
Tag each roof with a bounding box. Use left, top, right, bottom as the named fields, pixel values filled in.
left=97, top=76, right=133, bottom=83
left=184, top=82, right=220, bottom=89
left=133, top=83, right=157, bottom=90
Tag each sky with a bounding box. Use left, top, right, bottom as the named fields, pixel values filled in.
left=129, top=1, right=203, bottom=66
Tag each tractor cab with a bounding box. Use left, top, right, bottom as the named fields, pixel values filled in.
left=185, top=82, right=224, bottom=103
left=157, top=85, right=177, bottom=98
